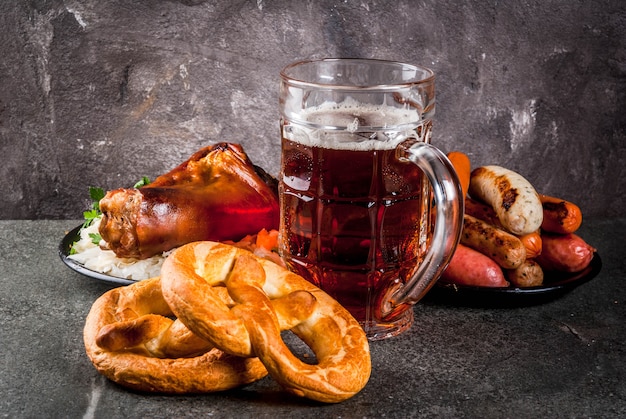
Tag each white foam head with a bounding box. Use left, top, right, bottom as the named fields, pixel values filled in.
left=285, top=100, right=424, bottom=151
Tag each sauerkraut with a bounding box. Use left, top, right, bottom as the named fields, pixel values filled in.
left=68, top=217, right=170, bottom=281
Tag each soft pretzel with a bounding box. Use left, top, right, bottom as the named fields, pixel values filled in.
left=160, top=241, right=371, bottom=403
left=83, top=277, right=267, bottom=393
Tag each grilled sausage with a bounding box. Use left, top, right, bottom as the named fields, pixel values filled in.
left=539, top=194, right=583, bottom=234
left=469, top=165, right=543, bottom=236
left=505, top=259, right=544, bottom=287
left=461, top=214, right=527, bottom=270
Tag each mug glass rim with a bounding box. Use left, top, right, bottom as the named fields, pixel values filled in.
left=280, top=58, right=435, bottom=91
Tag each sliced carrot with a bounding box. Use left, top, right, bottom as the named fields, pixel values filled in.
left=447, top=151, right=471, bottom=198
left=255, top=228, right=279, bottom=251
left=519, top=230, right=542, bottom=259
left=539, top=194, right=583, bottom=234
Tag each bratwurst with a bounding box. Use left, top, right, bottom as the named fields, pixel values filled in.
left=460, top=214, right=527, bottom=270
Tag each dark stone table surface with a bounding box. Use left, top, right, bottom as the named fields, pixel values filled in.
left=1, top=218, right=624, bottom=418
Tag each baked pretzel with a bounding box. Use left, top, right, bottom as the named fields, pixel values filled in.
left=83, top=277, right=268, bottom=393
left=160, top=241, right=372, bottom=403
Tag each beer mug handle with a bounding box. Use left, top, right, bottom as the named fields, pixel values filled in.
left=385, top=140, right=464, bottom=319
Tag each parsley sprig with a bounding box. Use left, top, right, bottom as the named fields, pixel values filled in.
left=82, top=186, right=105, bottom=229
left=134, top=176, right=151, bottom=188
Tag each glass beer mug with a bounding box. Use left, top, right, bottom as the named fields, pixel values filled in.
left=278, top=58, right=463, bottom=340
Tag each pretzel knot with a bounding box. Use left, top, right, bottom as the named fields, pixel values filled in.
left=160, top=241, right=372, bottom=403
left=83, top=277, right=267, bottom=394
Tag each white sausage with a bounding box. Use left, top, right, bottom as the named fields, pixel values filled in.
left=469, top=165, right=543, bottom=236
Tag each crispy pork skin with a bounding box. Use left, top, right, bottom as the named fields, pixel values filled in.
left=99, top=143, right=279, bottom=259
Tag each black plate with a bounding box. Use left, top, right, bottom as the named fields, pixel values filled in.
left=425, top=253, right=602, bottom=307
left=59, top=224, right=135, bottom=286
left=61, top=223, right=603, bottom=304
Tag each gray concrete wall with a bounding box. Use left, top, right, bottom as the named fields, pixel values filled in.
left=1, top=0, right=624, bottom=219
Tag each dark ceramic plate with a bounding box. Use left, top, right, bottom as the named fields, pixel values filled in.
left=425, top=253, right=602, bottom=307
left=59, top=224, right=135, bottom=286
left=61, top=223, right=603, bottom=305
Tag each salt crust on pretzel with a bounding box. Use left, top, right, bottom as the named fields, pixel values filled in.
left=83, top=277, right=268, bottom=393
left=160, top=241, right=372, bottom=403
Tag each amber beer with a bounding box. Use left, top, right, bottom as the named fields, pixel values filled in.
left=279, top=59, right=463, bottom=340
left=279, top=103, right=432, bottom=334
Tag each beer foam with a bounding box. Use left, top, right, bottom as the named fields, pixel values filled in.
left=289, top=101, right=423, bottom=151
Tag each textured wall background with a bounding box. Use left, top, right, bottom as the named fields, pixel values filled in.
left=1, top=0, right=625, bottom=219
